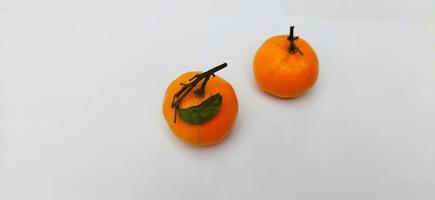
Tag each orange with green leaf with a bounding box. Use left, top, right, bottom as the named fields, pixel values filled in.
left=162, top=63, right=238, bottom=146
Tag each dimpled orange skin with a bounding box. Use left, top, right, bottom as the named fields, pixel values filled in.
left=254, top=36, right=319, bottom=98
left=162, top=72, right=238, bottom=146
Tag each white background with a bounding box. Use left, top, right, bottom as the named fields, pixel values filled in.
left=1, top=0, right=435, bottom=199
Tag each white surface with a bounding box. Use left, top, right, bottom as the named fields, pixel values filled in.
left=1, top=0, right=435, bottom=199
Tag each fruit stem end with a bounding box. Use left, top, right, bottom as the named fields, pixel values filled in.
left=288, top=26, right=303, bottom=55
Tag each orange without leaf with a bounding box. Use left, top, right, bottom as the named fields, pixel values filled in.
left=254, top=26, right=319, bottom=98
left=162, top=63, right=238, bottom=146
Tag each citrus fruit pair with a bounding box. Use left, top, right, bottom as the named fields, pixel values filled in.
left=163, top=26, right=318, bottom=146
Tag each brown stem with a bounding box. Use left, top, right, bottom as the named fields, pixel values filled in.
left=287, top=26, right=303, bottom=55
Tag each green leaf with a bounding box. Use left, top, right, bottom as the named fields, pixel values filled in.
left=178, top=93, right=223, bottom=125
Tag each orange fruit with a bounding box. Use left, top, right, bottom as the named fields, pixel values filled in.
left=254, top=26, right=319, bottom=98
left=162, top=64, right=238, bottom=146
